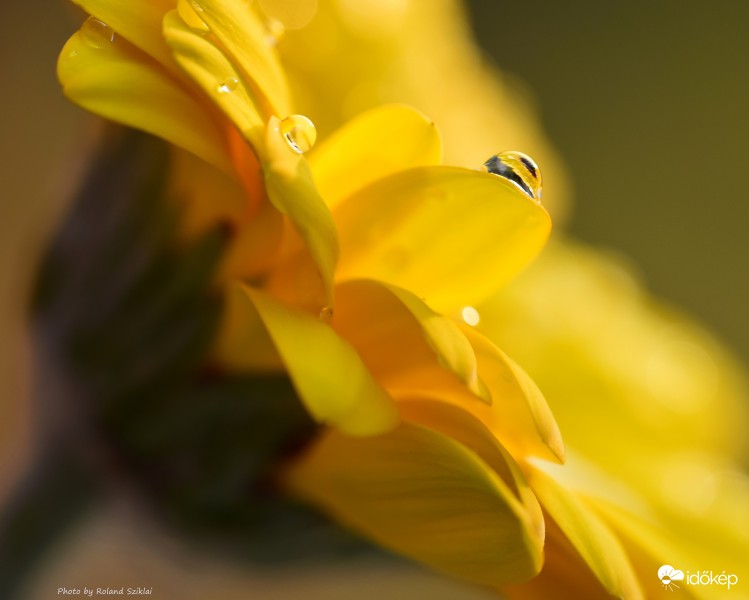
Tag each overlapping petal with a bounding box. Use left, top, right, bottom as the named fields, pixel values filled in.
left=262, top=117, right=339, bottom=307
left=332, top=279, right=488, bottom=403
left=309, top=104, right=443, bottom=209
left=525, top=461, right=644, bottom=600
left=232, top=285, right=398, bottom=436
left=58, top=30, right=233, bottom=174
left=187, top=0, right=292, bottom=116
left=163, top=10, right=266, bottom=153
left=333, top=166, right=551, bottom=310
left=285, top=422, right=544, bottom=587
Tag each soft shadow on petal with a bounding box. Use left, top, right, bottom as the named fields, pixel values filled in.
left=230, top=285, right=398, bottom=436
left=309, top=104, right=442, bottom=209
left=58, top=30, right=233, bottom=175
left=285, top=422, right=544, bottom=587
left=334, top=166, right=551, bottom=310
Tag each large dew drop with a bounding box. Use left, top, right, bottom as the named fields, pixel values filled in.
left=279, top=115, right=317, bottom=154
left=482, top=151, right=542, bottom=202
left=80, top=17, right=116, bottom=49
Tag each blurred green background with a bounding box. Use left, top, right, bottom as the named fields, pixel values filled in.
left=467, top=1, right=749, bottom=361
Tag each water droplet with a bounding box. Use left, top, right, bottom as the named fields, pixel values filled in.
left=264, top=18, right=286, bottom=46
left=80, top=17, right=116, bottom=49
left=217, top=77, right=239, bottom=94
left=482, top=151, right=542, bottom=202
left=279, top=115, right=317, bottom=154
left=178, top=0, right=209, bottom=31
left=319, top=306, right=334, bottom=321
left=461, top=306, right=481, bottom=327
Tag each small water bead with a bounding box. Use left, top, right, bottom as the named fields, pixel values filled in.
left=80, top=17, right=116, bottom=49
left=482, top=151, right=542, bottom=202
left=319, top=306, right=334, bottom=322
left=217, top=77, right=239, bottom=94
left=279, top=115, right=317, bottom=154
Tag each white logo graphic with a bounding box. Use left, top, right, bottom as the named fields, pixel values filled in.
left=658, top=564, right=739, bottom=591
left=659, top=565, right=685, bottom=591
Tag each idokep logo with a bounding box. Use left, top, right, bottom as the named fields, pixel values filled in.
left=658, top=564, right=740, bottom=591
left=658, top=565, right=685, bottom=591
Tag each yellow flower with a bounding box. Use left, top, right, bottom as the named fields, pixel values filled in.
left=57, top=0, right=749, bottom=597
left=58, top=0, right=560, bottom=588
left=270, top=0, right=749, bottom=598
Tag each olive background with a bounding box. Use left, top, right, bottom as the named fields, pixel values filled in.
left=467, top=1, right=749, bottom=362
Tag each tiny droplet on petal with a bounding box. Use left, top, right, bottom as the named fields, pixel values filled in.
left=482, top=151, right=543, bottom=202
left=461, top=306, right=481, bottom=327
left=178, top=0, right=210, bottom=31
left=80, top=17, right=116, bottom=49
left=217, top=77, right=239, bottom=94
left=279, top=115, right=317, bottom=154
left=319, top=306, right=334, bottom=322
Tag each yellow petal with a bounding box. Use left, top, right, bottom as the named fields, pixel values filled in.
left=58, top=29, right=233, bottom=175
left=163, top=10, right=266, bottom=154
left=460, top=326, right=565, bottom=463
left=71, top=0, right=175, bottom=69
left=234, top=285, right=398, bottom=435
left=187, top=0, right=292, bottom=116
left=503, top=512, right=621, bottom=600
left=333, top=279, right=488, bottom=403
left=309, top=104, right=442, bottom=209
left=285, top=422, right=544, bottom=587
left=526, top=462, right=644, bottom=600
left=334, top=166, right=551, bottom=310
left=263, top=116, right=339, bottom=308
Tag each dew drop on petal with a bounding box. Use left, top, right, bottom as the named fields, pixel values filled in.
left=217, top=77, right=239, bottom=94
left=279, top=115, right=317, bottom=153
left=482, top=151, right=543, bottom=203
left=80, top=17, right=116, bottom=49
left=319, top=306, right=334, bottom=322
left=461, top=306, right=481, bottom=327
left=178, top=0, right=209, bottom=31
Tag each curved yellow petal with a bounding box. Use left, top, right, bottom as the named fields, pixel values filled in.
left=334, top=166, right=551, bottom=310
left=333, top=279, right=488, bottom=403
left=163, top=10, right=266, bottom=154
left=396, top=399, right=544, bottom=541
left=188, top=0, right=291, bottom=116
left=285, top=422, right=544, bottom=587
left=461, top=326, right=564, bottom=463
left=263, top=116, right=339, bottom=307
left=309, top=104, right=442, bottom=209
left=58, top=29, right=232, bottom=175
left=71, top=0, right=175, bottom=69
left=526, top=462, right=644, bottom=600
left=237, top=285, right=398, bottom=435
